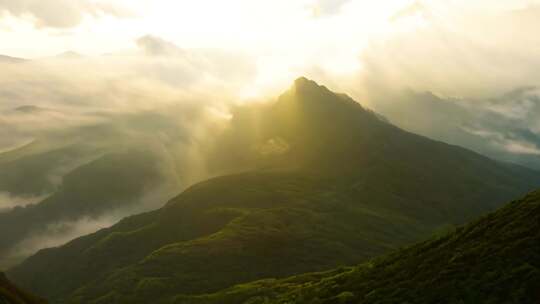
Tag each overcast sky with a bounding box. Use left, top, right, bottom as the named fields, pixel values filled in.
left=0, top=1, right=536, bottom=86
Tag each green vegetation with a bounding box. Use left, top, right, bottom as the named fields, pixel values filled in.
left=0, top=107, right=202, bottom=266
left=8, top=78, right=540, bottom=303
left=0, top=149, right=165, bottom=260
left=177, top=189, right=540, bottom=304
left=10, top=172, right=432, bottom=303
left=0, top=141, right=97, bottom=196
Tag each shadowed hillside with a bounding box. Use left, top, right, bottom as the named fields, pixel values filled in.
left=0, top=272, right=46, bottom=304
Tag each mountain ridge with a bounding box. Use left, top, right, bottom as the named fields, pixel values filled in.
left=8, top=78, right=540, bottom=303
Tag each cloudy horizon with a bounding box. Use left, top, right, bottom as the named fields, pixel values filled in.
left=1, top=0, right=539, bottom=167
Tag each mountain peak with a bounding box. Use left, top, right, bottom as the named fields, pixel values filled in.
left=284, top=77, right=367, bottom=116
left=292, top=77, right=329, bottom=95
left=294, top=76, right=317, bottom=87
left=288, top=78, right=388, bottom=123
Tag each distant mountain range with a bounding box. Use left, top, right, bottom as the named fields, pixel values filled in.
left=8, top=78, right=540, bottom=303
left=0, top=106, right=194, bottom=267
left=0, top=55, right=26, bottom=64
left=0, top=147, right=168, bottom=265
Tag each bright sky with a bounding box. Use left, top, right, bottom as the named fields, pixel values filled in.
left=0, top=0, right=539, bottom=94
left=0, top=0, right=409, bottom=57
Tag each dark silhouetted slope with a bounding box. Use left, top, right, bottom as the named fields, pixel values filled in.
left=8, top=78, right=540, bottom=303
left=0, top=272, right=46, bottom=304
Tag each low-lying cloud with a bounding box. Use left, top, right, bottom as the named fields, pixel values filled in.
left=0, top=35, right=260, bottom=266
left=356, top=3, right=540, bottom=169
left=0, top=192, right=47, bottom=212
left=2, top=182, right=178, bottom=267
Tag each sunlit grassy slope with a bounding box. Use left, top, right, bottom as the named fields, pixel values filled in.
left=8, top=78, right=540, bottom=303
left=179, top=189, right=540, bottom=304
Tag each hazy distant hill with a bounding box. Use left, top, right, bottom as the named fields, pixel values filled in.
left=0, top=97, right=225, bottom=267
left=0, top=148, right=167, bottom=265
left=54, top=51, right=83, bottom=59
left=183, top=189, right=540, bottom=304
left=0, top=55, right=26, bottom=64
left=8, top=78, right=540, bottom=303
left=0, top=141, right=101, bottom=197
left=0, top=106, right=195, bottom=267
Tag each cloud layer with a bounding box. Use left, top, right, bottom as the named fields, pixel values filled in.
left=0, top=0, right=130, bottom=28
left=356, top=3, right=540, bottom=169
left=0, top=36, right=260, bottom=266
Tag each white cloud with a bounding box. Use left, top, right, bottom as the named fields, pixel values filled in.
left=390, top=1, right=426, bottom=22
left=0, top=0, right=131, bottom=28
left=504, top=141, right=540, bottom=156
left=136, top=35, right=184, bottom=57
left=0, top=192, right=47, bottom=211
left=311, top=0, right=351, bottom=16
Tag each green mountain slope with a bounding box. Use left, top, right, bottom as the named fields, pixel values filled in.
left=0, top=149, right=166, bottom=267
left=182, top=189, right=540, bottom=304
left=0, top=272, right=46, bottom=304
left=0, top=105, right=205, bottom=266
left=8, top=78, right=540, bottom=303
left=0, top=142, right=100, bottom=197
